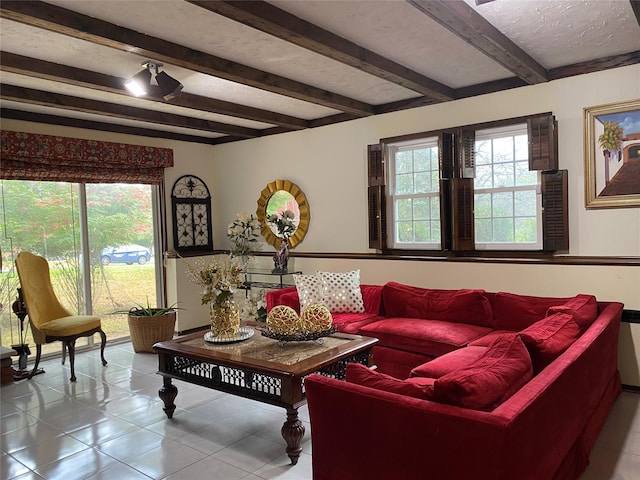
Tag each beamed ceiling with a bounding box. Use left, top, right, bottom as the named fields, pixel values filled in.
left=1, top=0, right=639, bottom=145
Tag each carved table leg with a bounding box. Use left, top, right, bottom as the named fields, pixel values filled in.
left=281, top=407, right=305, bottom=465
left=159, top=376, right=178, bottom=419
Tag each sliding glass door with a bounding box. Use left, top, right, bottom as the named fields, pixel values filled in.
left=0, top=180, right=161, bottom=356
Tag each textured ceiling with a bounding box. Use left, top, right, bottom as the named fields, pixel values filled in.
left=1, top=0, right=639, bottom=145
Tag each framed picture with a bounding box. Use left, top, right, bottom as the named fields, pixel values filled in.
left=584, top=99, right=640, bottom=208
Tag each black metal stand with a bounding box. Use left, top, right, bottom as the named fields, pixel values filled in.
left=11, top=288, right=44, bottom=381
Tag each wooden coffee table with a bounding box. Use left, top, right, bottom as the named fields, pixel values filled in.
left=154, top=323, right=377, bottom=465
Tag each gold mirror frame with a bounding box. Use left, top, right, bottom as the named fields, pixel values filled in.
left=256, top=179, right=310, bottom=249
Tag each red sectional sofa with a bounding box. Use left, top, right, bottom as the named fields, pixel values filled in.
left=266, top=282, right=624, bottom=480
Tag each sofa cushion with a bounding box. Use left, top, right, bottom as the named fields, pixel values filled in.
left=493, top=292, right=570, bottom=331
left=433, top=334, right=533, bottom=411
left=381, top=282, right=493, bottom=327
left=410, top=346, right=488, bottom=379
left=359, top=317, right=492, bottom=357
left=519, top=312, right=581, bottom=373
left=293, top=274, right=324, bottom=310
left=273, top=289, right=301, bottom=312
left=319, top=270, right=365, bottom=313
left=333, top=313, right=382, bottom=334
left=546, top=294, right=598, bottom=331
left=468, top=330, right=515, bottom=347
left=345, top=363, right=434, bottom=399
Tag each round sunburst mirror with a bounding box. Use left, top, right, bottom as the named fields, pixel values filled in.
left=256, top=179, right=310, bottom=249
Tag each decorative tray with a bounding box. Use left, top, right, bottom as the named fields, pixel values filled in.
left=204, top=327, right=254, bottom=344
left=259, top=325, right=337, bottom=343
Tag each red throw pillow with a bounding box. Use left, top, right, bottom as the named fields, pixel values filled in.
left=345, top=363, right=434, bottom=400
left=381, top=282, right=493, bottom=327
left=519, top=312, right=581, bottom=373
left=493, top=292, right=570, bottom=331
left=546, top=294, right=598, bottom=331
left=433, top=334, right=533, bottom=411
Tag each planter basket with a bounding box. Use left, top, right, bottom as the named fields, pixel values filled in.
left=128, top=312, right=176, bottom=353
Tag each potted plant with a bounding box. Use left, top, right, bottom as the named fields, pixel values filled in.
left=126, top=300, right=180, bottom=353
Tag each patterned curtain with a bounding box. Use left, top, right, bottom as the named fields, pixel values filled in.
left=0, top=131, right=174, bottom=184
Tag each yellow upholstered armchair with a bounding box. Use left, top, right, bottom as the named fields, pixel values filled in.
left=15, top=251, right=107, bottom=382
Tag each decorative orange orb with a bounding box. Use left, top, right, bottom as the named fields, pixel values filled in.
left=267, top=305, right=300, bottom=335
left=300, top=304, right=333, bottom=333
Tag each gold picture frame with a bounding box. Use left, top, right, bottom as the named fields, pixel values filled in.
left=584, top=99, right=640, bottom=208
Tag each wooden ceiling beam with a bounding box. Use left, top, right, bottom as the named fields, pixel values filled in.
left=406, top=0, right=549, bottom=84
left=0, top=108, right=221, bottom=145
left=188, top=0, right=454, bottom=102
left=0, top=0, right=374, bottom=116
left=0, top=84, right=261, bottom=138
left=0, top=52, right=307, bottom=130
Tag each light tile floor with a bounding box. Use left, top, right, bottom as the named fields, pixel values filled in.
left=1, top=341, right=639, bottom=480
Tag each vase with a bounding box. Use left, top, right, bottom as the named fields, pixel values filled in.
left=272, top=237, right=290, bottom=273
left=209, top=301, right=240, bottom=337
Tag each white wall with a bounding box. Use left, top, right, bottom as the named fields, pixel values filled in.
left=212, top=65, right=640, bottom=257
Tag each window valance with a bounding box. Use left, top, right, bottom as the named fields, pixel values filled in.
left=0, top=131, right=174, bottom=184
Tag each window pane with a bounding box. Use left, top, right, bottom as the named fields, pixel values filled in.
left=396, top=173, right=413, bottom=195
left=493, top=162, right=514, bottom=188
left=414, top=172, right=432, bottom=193
left=493, top=218, right=514, bottom=242
left=475, top=218, right=492, bottom=242
left=396, top=198, right=412, bottom=220
left=430, top=197, right=440, bottom=220
left=413, top=198, right=429, bottom=220
left=492, top=192, right=514, bottom=217
left=1, top=181, right=85, bottom=355
left=514, top=190, right=537, bottom=217
left=475, top=139, right=491, bottom=165
left=475, top=165, right=493, bottom=189
left=397, top=221, right=413, bottom=242
left=474, top=193, right=492, bottom=218
left=515, top=217, right=538, bottom=243
left=515, top=161, right=537, bottom=186
left=87, top=184, right=157, bottom=342
left=414, top=221, right=429, bottom=242
left=515, top=134, right=528, bottom=161
left=396, top=151, right=413, bottom=173
left=493, top=137, right=514, bottom=163
left=414, top=149, right=430, bottom=171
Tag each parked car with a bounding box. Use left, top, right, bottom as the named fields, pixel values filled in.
left=101, top=244, right=151, bottom=265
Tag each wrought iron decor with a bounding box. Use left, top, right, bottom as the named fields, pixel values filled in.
left=171, top=175, right=213, bottom=253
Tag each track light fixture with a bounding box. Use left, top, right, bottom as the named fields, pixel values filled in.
left=124, top=61, right=183, bottom=101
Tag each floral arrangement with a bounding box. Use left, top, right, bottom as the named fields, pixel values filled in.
left=227, top=212, right=261, bottom=257
left=185, top=255, right=243, bottom=308
left=241, top=289, right=267, bottom=322
left=267, top=209, right=297, bottom=239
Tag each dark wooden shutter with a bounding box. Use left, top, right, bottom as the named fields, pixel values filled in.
left=439, top=132, right=455, bottom=180
left=458, top=129, right=476, bottom=178
left=440, top=131, right=474, bottom=251
left=367, top=144, right=386, bottom=249
left=542, top=170, right=568, bottom=252
left=451, top=178, right=474, bottom=251
left=528, top=114, right=558, bottom=171
left=439, top=132, right=455, bottom=250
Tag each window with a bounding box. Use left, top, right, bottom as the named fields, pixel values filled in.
left=387, top=137, right=441, bottom=249
left=474, top=124, right=542, bottom=250
left=368, top=113, right=568, bottom=254
left=0, top=180, right=162, bottom=356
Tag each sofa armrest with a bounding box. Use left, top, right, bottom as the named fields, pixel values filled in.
left=305, top=374, right=507, bottom=480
